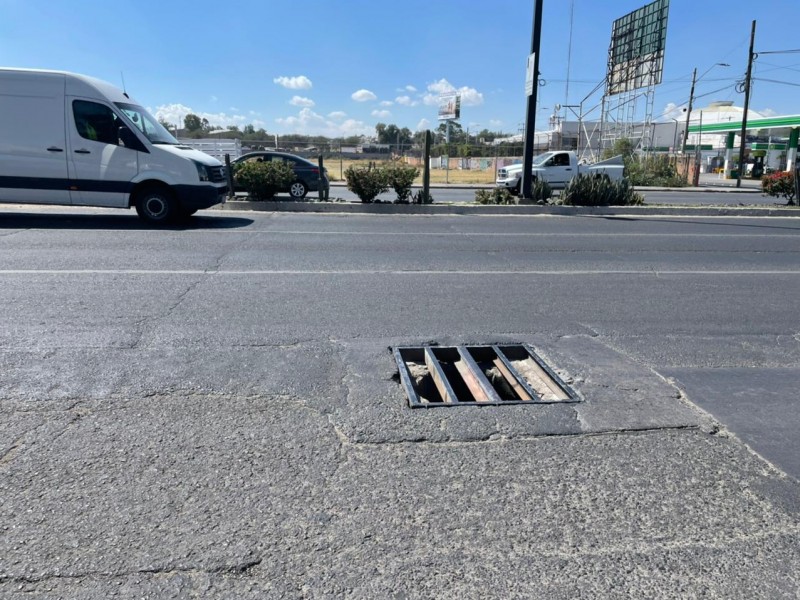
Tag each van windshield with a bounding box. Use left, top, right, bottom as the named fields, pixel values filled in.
left=115, top=102, right=178, bottom=145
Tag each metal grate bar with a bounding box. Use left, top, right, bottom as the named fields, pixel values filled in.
left=424, top=347, right=458, bottom=404
left=490, top=346, right=536, bottom=401
left=456, top=346, right=503, bottom=403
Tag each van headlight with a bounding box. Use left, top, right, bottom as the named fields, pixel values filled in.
left=194, top=161, right=210, bottom=182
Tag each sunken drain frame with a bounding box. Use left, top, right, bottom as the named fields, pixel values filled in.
left=393, top=344, right=579, bottom=408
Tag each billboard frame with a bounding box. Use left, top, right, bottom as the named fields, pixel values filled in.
left=606, top=0, right=669, bottom=96
left=437, top=93, right=461, bottom=121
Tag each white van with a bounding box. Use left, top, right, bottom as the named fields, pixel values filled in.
left=0, top=68, right=227, bottom=223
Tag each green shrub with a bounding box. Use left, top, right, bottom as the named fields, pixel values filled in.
left=412, top=190, right=434, bottom=204
left=233, top=161, right=294, bottom=200
left=761, top=171, right=796, bottom=203
left=475, top=188, right=518, bottom=205
left=344, top=163, right=389, bottom=203
left=530, top=179, right=553, bottom=202
left=383, top=161, right=419, bottom=203
left=561, top=175, right=644, bottom=206
left=624, top=155, right=686, bottom=187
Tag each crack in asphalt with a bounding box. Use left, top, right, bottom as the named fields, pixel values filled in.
left=0, top=558, right=264, bottom=585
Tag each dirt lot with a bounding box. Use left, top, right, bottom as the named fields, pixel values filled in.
left=326, top=158, right=499, bottom=185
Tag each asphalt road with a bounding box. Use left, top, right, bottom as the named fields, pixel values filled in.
left=1, top=206, right=799, bottom=597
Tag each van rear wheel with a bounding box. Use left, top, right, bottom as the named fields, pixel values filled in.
left=135, top=187, right=177, bottom=224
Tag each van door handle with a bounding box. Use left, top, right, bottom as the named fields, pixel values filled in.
left=46, top=147, right=64, bottom=152
left=74, top=149, right=91, bottom=154
left=565, top=167, right=572, bottom=171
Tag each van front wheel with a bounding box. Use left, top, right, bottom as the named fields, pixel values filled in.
left=135, top=187, right=177, bottom=224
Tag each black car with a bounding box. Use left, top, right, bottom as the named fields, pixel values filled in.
left=231, top=151, right=329, bottom=199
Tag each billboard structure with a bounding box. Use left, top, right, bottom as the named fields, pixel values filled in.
left=437, top=93, right=461, bottom=121
left=602, top=0, right=669, bottom=151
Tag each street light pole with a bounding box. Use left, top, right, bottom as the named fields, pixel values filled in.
left=681, top=68, right=697, bottom=156
left=521, top=0, right=544, bottom=200
left=736, top=20, right=757, bottom=189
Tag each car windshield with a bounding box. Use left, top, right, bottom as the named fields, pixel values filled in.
left=115, top=102, right=178, bottom=145
left=532, top=152, right=554, bottom=167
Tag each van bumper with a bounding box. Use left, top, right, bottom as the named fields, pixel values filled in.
left=173, top=183, right=228, bottom=210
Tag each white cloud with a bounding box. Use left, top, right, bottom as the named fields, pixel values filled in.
left=380, top=100, right=393, bottom=107
left=395, top=95, right=418, bottom=107
left=273, top=75, right=312, bottom=90
left=230, top=106, right=240, bottom=111
left=210, top=95, right=218, bottom=103
left=661, top=102, right=685, bottom=120
left=290, top=96, right=315, bottom=107
left=489, top=119, right=503, bottom=127
left=351, top=89, right=377, bottom=102
left=328, top=111, right=347, bottom=120
left=152, top=103, right=265, bottom=130
left=276, top=107, right=371, bottom=137
left=422, top=78, right=484, bottom=107
left=416, top=118, right=431, bottom=131
left=371, top=109, right=392, bottom=118
left=406, top=85, right=417, bottom=92
left=759, top=107, right=778, bottom=117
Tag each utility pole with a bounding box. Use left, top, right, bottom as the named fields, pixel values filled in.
left=681, top=68, right=697, bottom=156
left=736, top=20, right=756, bottom=189
left=521, top=0, right=544, bottom=200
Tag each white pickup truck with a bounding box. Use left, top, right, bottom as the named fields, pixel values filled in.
left=496, top=151, right=625, bottom=193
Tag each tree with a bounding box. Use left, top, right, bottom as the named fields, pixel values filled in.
left=374, top=123, right=387, bottom=143
left=375, top=123, right=414, bottom=150
left=243, top=124, right=255, bottom=135
left=158, top=118, right=174, bottom=131
left=603, top=137, right=636, bottom=160
left=435, top=121, right=464, bottom=144
left=184, top=113, right=203, bottom=132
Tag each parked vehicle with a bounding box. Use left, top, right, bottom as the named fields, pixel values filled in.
left=496, top=151, right=625, bottom=193
left=0, top=68, right=227, bottom=223
left=231, top=151, right=329, bottom=199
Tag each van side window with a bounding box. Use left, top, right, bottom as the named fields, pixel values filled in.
left=73, top=100, right=121, bottom=145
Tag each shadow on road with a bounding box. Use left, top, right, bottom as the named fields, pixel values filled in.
left=0, top=212, right=254, bottom=230
left=595, top=215, right=800, bottom=232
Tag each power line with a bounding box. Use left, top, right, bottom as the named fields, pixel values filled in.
left=758, top=49, right=800, bottom=55
left=752, top=77, right=800, bottom=88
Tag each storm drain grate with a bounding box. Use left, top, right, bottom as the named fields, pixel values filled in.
left=393, top=344, right=579, bottom=408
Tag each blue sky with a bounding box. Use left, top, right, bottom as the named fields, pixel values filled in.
left=1, top=0, right=798, bottom=138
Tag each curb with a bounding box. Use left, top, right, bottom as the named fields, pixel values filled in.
left=217, top=201, right=799, bottom=217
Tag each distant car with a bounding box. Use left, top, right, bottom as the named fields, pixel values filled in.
left=231, top=151, right=329, bottom=199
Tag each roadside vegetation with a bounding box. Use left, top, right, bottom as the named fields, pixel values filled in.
left=344, top=161, right=421, bottom=203
left=761, top=171, right=796, bottom=205
left=475, top=180, right=552, bottom=205
left=603, top=138, right=686, bottom=187
left=231, top=161, right=294, bottom=200
left=559, top=175, right=644, bottom=206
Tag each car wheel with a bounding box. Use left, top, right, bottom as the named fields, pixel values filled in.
left=289, top=181, right=308, bottom=199
left=512, top=181, right=521, bottom=195
left=134, top=186, right=177, bottom=224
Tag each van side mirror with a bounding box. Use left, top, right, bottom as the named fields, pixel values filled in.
left=118, top=126, right=144, bottom=151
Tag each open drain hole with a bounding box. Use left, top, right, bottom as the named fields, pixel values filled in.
left=393, top=344, right=578, bottom=408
